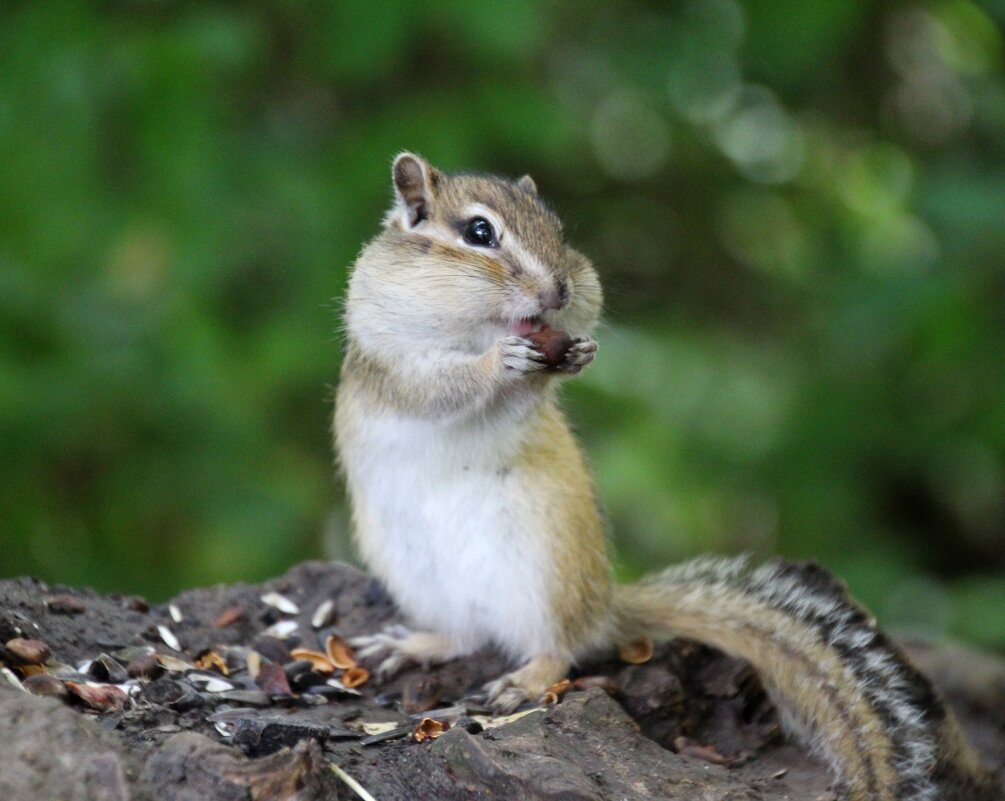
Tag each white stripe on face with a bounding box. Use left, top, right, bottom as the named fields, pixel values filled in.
left=460, top=204, right=553, bottom=282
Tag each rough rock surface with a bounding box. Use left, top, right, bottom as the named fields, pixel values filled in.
left=1, top=560, right=1002, bottom=800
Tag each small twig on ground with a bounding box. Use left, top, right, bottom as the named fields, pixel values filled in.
left=329, top=760, right=379, bottom=801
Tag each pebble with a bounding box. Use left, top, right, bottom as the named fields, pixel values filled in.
left=127, top=653, right=164, bottom=680
left=45, top=594, right=85, bottom=615
left=23, top=674, right=68, bottom=699
left=4, top=637, right=52, bottom=665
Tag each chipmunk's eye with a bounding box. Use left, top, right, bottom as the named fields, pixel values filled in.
left=463, top=217, right=497, bottom=248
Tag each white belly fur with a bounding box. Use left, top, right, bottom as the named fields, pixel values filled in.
left=345, top=409, right=559, bottom=662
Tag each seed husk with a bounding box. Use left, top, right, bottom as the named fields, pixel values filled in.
left=342, top=666, right=370, bottom=689
left=194, top=650, right=229, bottom=675
left=252, top=636, right=291, bottom=665
left=89, top=653, right=129, bottom=684
left=325, top=634, right=357, bottom=670
left=289, top=648, right=335, bottom=674
left=413, top=717, right=449, bottom=742
left=617, top=637, right=654, bottom=664
left=156, top=654, right=194, bottom=672
left=541, top=678, right=571, bottom=705
left=255, top=662, right=293, bottom=698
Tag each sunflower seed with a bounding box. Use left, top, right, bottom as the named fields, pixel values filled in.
left=263, top=620, right=298, bottom=639
left=311, top=599, right=336, bottom=629
left=260, top=592, right=299, bottom=615
left=157, top=625, right=181, bottom=652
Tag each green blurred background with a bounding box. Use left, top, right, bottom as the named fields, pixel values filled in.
left=2, top=1, right=1004, bottom=649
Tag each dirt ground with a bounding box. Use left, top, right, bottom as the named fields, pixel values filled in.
left=1, top=560, right=1003, bottom=800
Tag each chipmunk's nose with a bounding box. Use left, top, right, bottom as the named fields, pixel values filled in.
left=539, top=279, right=569, bottom=311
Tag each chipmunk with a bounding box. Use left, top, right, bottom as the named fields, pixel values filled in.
left=334, top=153, right=1001, bottom=801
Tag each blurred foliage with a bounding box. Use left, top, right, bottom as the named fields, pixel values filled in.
left=2, top=1, right=1004, bottom=647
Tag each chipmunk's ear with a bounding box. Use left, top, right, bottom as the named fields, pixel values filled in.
left=516, top=174, right=537, bottom=195
left=392, top=152, right=440, bottom=228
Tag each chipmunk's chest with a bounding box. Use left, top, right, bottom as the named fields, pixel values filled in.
left=341, top=410, right=559, bottom=658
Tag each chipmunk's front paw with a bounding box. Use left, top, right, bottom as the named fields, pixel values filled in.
left=499, top=335, right=549, bottom=374
left=556, top=336, right=598, bottom=374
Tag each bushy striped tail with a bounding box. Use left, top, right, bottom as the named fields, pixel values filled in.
left=613, top=556, right=998, bottom=801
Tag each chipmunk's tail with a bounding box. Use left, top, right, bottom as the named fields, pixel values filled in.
left=613, top=556, right=998, bottom=801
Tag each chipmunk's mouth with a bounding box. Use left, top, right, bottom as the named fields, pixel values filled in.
left=506, top=316, right=543, bottom=336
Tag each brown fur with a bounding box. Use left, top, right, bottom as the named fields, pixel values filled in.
left=336, top=154, right=997, bottom=801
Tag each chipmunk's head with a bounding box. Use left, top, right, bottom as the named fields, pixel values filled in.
left=356, top=152, right=598, bottom=347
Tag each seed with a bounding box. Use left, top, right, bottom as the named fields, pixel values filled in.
left=246, top=650, right=262, bottom=679
left=260, top=592, right=300, bottom=615
left=2, top=667, right=26, bottom=691
left=168, top=604, right=183, bottom=623
left=186, top=671, right=234, bottom=693
left=263, top=620, right=298, bottom=639
left=311, top=599, right=336, bottom=629
left=157, top=625, right=181, bottom=652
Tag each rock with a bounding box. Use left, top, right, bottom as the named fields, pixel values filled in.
left=0, top=561, right=1002, bottom=800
